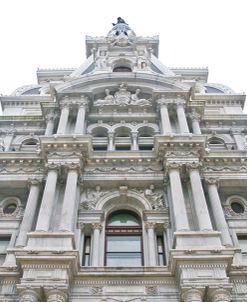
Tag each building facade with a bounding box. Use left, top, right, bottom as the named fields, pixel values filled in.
left=0, top=19, right=247, bottom=302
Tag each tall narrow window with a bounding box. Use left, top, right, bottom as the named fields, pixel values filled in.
left=105, top=211, right=143, bottom=266
left=0, top=236, right=10, bottom=265
left=238, top=235, right=247, bottom=262
left=157, top=236, right=166, bottom=266
left=82, top=236, right=91, bottom=266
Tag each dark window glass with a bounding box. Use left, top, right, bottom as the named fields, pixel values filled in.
left=238, top=235, right=247, bottom=262
left=157, top=236, right=166, bottom=266
left=93, top=145, right=108, bottom=151
left=231, top=202, right=244, bottom=214
left=115, top=145, right=131, bottom=151
left=113, top=66, right=132, bottom=72
left=105, top=211, right=143, bottom=266
left=0, top=237, right=10, bottom=265
left=3, top=203, right=17, bottom=214
left=82, top=236, right=91, bottom=266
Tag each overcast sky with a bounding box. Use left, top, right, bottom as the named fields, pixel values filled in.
left=0, top=0, right=246, bottom=108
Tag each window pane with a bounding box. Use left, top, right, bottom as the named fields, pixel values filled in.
left=107, top=236, right=141, bottom=252
left=238, top=236, right=247, bottom=253
left=107, top=211, right=140, bottom=226
left=158, top=254, right=165, bottom=266
left=106, top=253, right=142, bottom=266
left=0, top=238, right=9, bottom=254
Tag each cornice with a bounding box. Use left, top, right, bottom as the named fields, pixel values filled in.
left=55, top=72, right=190, bottom=94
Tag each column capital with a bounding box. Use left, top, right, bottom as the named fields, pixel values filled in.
left=27, top=177, right=42, bottom=187
left=91, top=223, right=102, bottom=230
left=166, top=161, right=182, bottom=171
left=18, top=287, right=42, bottom=302
left=175, top=99, right=186, bottom=107
left=208, top=287, right=232, bottom=302
left=45, top=288, right=68, bottom=302
left=145, top=221, right=156, bottom=229
left=45, top=163, right=61, bottom=172
left=64, top=162, right=81, bottom=173
left=186, top=161, right=201, bottom=170
left=205, top=177, right=219, bottom=186
left=181, top=287, right=204, bottom=302
left=188, top=111, right=201, bottom=121
left=77, top=96, right=89, bottom=108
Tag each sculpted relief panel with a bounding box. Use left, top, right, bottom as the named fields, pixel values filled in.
left=80, top=185, right=167, bottom=211
left=94, top=83, right=152, bottom=107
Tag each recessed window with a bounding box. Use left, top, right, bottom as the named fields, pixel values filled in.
left=139, top=145, right=153, bottom=151
left=157, top=236, right=166, bottom=266
left=0, top=236, right=10, bottom=265
left=115, top=145, right=131, bottom=151
left=3, top=203, right=17, bottom=214
left=105, top=211, right=143, bottom=267
left=93, top=145, right=108, bottom=151
left=113, top=66, right=132, bottom=72
left=238, top=235, right=247, bottom=262
left=82, top=236, right=91, bottom=266
left=231, top=202, right=245, bottom=214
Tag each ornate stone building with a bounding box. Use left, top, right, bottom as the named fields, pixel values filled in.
left=0, top=18, right=247, bottom=302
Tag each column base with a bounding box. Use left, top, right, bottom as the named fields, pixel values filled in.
left=173, top=231, right=222, bottom=249
left=26, top=232, right=75, bottom=250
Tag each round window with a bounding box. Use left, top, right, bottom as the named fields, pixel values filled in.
left=231, top=202, right=245, bottom=214
left=3, top=203, right=17, bottom=214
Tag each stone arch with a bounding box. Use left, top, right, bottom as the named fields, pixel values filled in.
left=111, top=58, right=134, bottom=72
left=87, top=124, right=112, bottom=135
left=135, top=123, right=159, bottom=135
left=12, top=135, right=40, bottom=145
left=95, top=189, right=152, bottom=217
left=112, top=124, right=133, bottom=134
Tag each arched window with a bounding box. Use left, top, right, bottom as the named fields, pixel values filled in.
left=105, top=210, right=143, bottom=266
left=113, top=66, right=132, bottom=72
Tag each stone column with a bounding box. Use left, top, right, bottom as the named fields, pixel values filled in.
left=59, top=164, right=79, bottom=231
left=132, top=132, right=138, bottom=151
left=176, top=101, right=190, bottom=134
left=209, top=288, right=231, bottom=302
left=189, top=110, right=201, bottom=135
left=108, top=132, right=115, bottom=151
left=16, top=179, right=41, bottom=247
left=182, top=288, right=203, bottom=302
left=188, top=163, right=213, bottom=231
left=157, top=98, right=172, bottom=134
left=231, top=128, right=245, bottom=150
left=167, top=162, right=190, bottom=231
left=46, top=289, right=68, bottom=302
left=45, top=114, right=56, bottom=136
left=206, top=178, right=232, bottom=246
left=91, top=223, right=102, bottom=266
left=57, top=103, right=70, bottom=134
left=19, top=289, right=41, bottom=302
left=74, top=97, right=88, bottom=134
left=145, top=222, right=156, bottom=266
left=35, top=164, right=59, bottom=231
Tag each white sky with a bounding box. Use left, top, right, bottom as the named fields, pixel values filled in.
left=0, top=0, right=246, bottom=109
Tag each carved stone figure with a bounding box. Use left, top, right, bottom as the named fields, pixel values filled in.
left=80, top=186, right=106, bottom=210
left=131, top=89, right=151, bottom=106
left=94, top=89, right=114, bottom=106
left=144, top=184, right=166, bottom=210
left=94, top=84, right=151, bottom=107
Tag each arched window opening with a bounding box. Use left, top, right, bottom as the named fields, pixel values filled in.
left=91, top=127, right=108, bottom=151
left=20, top=138, right=39, bottom=151
left=138, top=127, right=154, bottom=151
left=115, top=127, right=132, bottom=151
left=105, top=210, right=143, bottom=266
left=208, top=137, right=226, bottom=150
left=113, top=66, right=132, bottom=72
